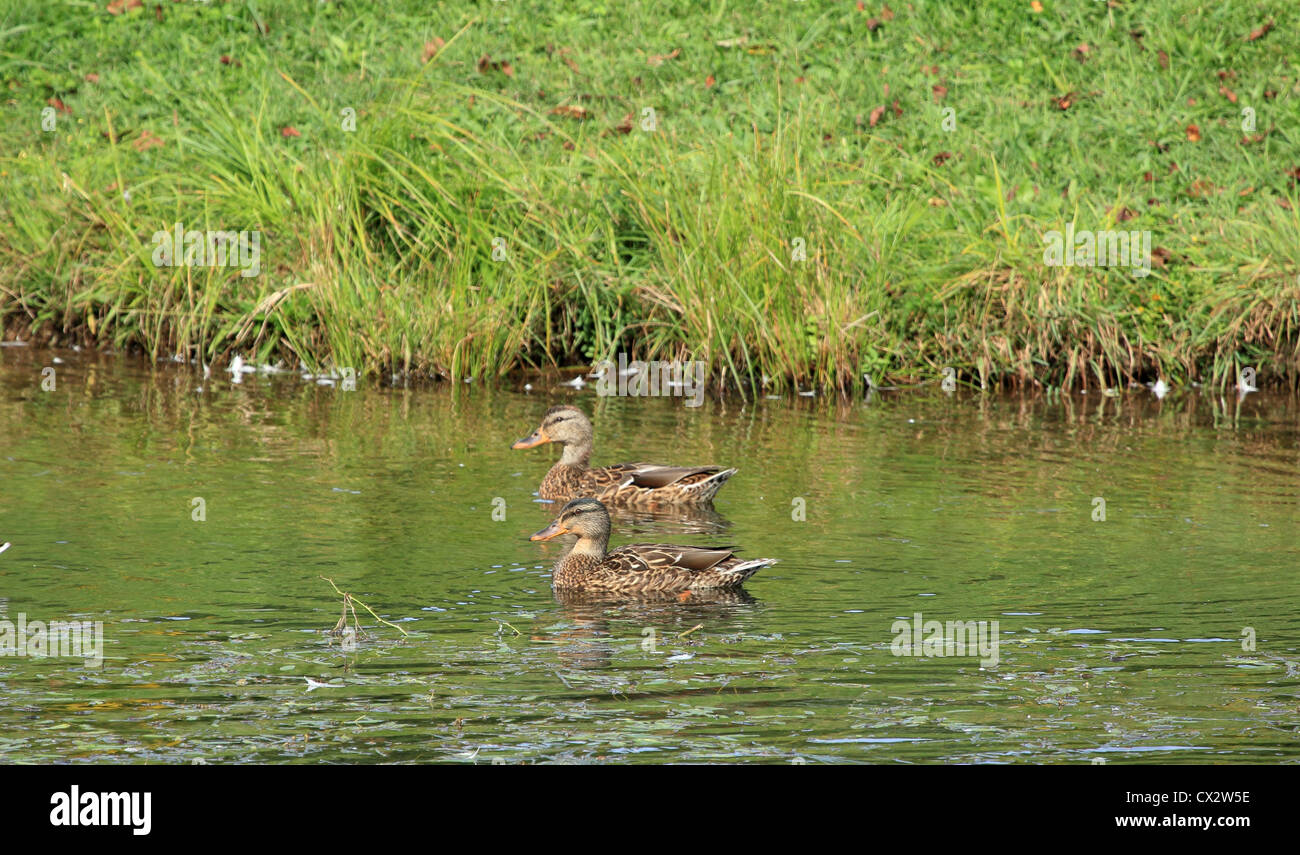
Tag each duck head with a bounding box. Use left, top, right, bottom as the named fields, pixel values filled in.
left=512, top=405, right=594, bottom=464
left=529, top=497, right=611, bottom=550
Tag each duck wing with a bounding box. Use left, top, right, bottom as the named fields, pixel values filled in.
left=623, top=465, right=727, bottom=489
left=579, top=464, right=737, bottom=504
left=606, top=543, right=740, bottom=575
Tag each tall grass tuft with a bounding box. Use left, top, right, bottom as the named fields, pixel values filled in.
left=3, top=0, right=1298, bottom=392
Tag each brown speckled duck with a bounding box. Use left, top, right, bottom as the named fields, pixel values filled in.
left=529, top=498, right=774, bottom=594
left=511, top=405, right=736, bottom=504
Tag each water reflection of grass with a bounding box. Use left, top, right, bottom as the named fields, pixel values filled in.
left=3, top=2, right=1298, bottom=392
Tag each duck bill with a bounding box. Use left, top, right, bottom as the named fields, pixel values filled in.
left=529, top=519, right=570, bottom=541
left=511, top=428, right=549, bottom=450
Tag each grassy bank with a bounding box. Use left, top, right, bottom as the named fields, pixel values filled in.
left=2, top=0, right=1298, bottom=393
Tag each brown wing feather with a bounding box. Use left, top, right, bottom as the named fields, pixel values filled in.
left=608, top=544, right=739, bottom=574
left=565, top=463, right=735, bottom=504
left=626, top=465, right=724, bottom=489
left=558, top=543, right=773, bottom=593
left=580, top=463, right=643, bottom=492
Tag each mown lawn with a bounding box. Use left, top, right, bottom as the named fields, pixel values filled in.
left=1, top=0, right=1298, bottom=393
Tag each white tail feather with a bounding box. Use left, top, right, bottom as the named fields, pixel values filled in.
left=719, top=558, right=776, bottom=575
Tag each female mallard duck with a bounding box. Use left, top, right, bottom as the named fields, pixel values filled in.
left=511, top=405, right=736, bottom=503
left=529, top=498, right=774, bottom=593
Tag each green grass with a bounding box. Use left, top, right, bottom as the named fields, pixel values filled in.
left=2, top=0, right=1298, bottom=393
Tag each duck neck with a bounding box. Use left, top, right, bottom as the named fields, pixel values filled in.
left=568, top=533, right=608, bottom=559
left=558, top=439, right=592, bottom=468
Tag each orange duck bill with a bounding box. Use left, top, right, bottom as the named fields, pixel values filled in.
left=511, top=427, right=550, bottom=449
left=529, top=518, right=571, bottom=541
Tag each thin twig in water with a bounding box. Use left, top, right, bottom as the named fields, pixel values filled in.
left=678, top=623, right=704, bottom=638
left=320, top=576, right=409, bottom=636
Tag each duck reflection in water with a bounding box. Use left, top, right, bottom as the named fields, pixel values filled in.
left=544, top=588, right=761, bottom=670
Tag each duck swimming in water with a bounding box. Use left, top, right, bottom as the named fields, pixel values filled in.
left=528, top=498, right=774, bottom=594
left=512, top=405, right=736, bottom=504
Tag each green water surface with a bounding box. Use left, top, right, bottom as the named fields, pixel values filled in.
left=1, top=347, right=1297, bottom=763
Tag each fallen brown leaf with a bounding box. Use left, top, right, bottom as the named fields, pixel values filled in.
left=1185, top=124, right=1200, bottom=142
left=866, top=17, right=882, bottom=31
left=85, top=73, right=100, bottom=83
left=1073, top=44, right=1091, bottom=61
left=704, top=74, right=716, bottom=88
left=869, top=105, right=885, bottom=127
left=132, top=130, right=163, bottom=152
left=47, top=97, right=71, bottom=115
left=1218, top=85, right=1237, bottom=103
left=422, top=38, right=445, bottom=63
left=932, top=151, right=953, bottom=167
left=550, top=104, right=590, bottom=120
left=1030, top=1, right=1043, bottom=12
left=647, top=48, right=680, bottom=66
left=613, top=113, right=633, bottom=134
left=478, top=54, right=514, bottom=75
left=280, top=126, right=301, bottom=138
left=1246, top=20, right=1273, bottom=41
left=932, top=84, right=947, bottom=101
left=1157, top=50, right=1169, bottom=70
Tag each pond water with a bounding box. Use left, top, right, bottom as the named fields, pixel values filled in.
left=1, top=347, right=1297, bottom=764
